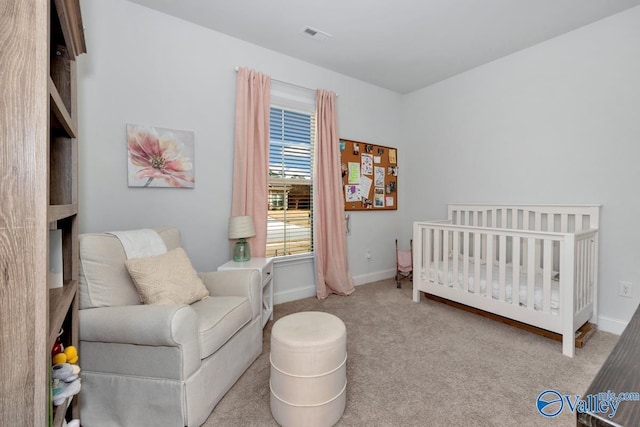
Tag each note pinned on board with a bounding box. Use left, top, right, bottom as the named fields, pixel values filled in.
left=361, top=154, right=373, bottom=175
left=389, top=149, right=396, bottom=164
left=359, top=175, right=372, bottom=199
left=374, top=166, right=385, bottom=187
left=345, top=185, right=361, bottom=202
left=348, top=162, right=360, bottom=184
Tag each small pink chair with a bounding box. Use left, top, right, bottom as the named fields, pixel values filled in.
left=395, top=239, right=413, bottom=289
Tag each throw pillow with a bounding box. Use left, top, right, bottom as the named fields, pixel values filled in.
left=125, top=247, right=209, bottom=305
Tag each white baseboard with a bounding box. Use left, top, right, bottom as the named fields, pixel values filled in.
left=273, top=269, right=396, bottom=305
left=597, top=315, right=628, bottom=335
left=352, top=269, right=396, bottom=286
left=273, top=285, right=316, bottom=305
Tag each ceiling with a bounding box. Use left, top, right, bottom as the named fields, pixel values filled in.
left=128, top=0, right=640, bottom=94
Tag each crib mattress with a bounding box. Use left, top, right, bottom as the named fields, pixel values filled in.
left=429, top=258, right=559, bottom=313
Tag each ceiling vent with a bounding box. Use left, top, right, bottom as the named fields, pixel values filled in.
left=301, top=26, right=332, bottom=42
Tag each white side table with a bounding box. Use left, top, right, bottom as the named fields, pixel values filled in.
left=218, top=257, right=273, bottom=328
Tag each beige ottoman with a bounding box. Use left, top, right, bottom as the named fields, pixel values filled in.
left=270, top=311, right=347, bottom=427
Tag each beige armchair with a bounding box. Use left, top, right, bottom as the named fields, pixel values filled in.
left=77, top=227, right=262, bottom=426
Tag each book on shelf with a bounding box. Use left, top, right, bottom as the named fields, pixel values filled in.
left=48, top=229, right=63, bottom=289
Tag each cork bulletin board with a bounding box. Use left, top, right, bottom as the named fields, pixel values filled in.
left=340, top=139, right=398, bottom=211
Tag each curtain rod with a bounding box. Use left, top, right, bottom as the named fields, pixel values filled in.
left=234, top=66, right=338, bottom=96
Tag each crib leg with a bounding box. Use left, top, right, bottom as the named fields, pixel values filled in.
left=413, top=286, right=420, bottom=303
left=562, top=333, right=575, bottom=358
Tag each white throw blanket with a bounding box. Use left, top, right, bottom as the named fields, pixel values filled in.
left=108, top=229, right=167, bottom=259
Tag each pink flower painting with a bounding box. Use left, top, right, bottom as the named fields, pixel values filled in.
left=127, top=124, right=195, bottom=188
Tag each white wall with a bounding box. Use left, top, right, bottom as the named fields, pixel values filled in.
left=401, top=6, right=640, bottom=331
left=77, top=0, right=403, bottom=301
left=78, top=1, right=639, bottom=326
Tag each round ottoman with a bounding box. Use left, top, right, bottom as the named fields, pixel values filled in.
left=270, top=311, right=347, bottom=427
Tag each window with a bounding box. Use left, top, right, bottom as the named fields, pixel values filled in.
left=267, top=106, right=315, bottom=257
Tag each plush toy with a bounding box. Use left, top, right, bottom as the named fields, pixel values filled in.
left=52, top=345, right=79, bottom=365
left=51, top=328, right=64, bottom=357
left=52, top=363, right=78, bottom=382
left=51, top=342, right=81, bottom=406
left=63, top=346, right=79, bottom=364
left=51, top=363, right=81, bottom=406
left=52, top=352, right=67, bottom=365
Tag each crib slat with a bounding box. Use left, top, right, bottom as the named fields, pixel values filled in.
left=579, top=238, right=587, bottom=310
left=584, top=238, right=591, bottom=309
left=486, top=233, right=493, bottom=298
left=512, top=209, right=518, bottom=230
left=575, top=239, right=581, bottom=311
left=481, top=215, right=487, bottom=262
left=434, top=229, right=441, bottom=287
left=587, top=235, right=598, bottom=308
left=535, top=212, right=542, bottom=270
left=425, top=228, right=432, bottom=283
left=561, top=214, right=568, bottom=233
left=474, top=231, right=481, bottom=294
left=499, top=235, right=507, bottom=301
left=512, top=237, right=520, bottom=306
left=523, top=210, right=530, bottom=230
left=522, top=212, right=530, bottom=273
left=534, top=212, right=542, bottom=231
left=463, top=231, right=469, bottom=292
left=453, top=229, right=459, bottom=289
left=527, top=238, right=535, bottom=310
left=443, top=230, right=450, bottom=288
left=543, top=239, right=552, bottom=313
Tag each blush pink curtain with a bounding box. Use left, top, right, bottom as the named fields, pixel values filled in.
left=231, top=68, right=271, bottom=257
left=315, top=89, right=354, bottom=299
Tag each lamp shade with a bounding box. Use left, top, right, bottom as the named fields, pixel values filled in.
left=228, top=216, right=256, bottom=239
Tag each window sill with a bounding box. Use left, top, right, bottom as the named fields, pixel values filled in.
left=272, top=252, right=314, bottom=265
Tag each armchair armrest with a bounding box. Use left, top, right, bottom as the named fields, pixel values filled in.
left=199, top=270, right=261, bottom=320
left=79, top=305, right=200, bottom=379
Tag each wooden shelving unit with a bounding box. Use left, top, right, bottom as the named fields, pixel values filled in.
left=48, top=1, right=85, bottom=424
left=0, top=0, right=85, bottom=425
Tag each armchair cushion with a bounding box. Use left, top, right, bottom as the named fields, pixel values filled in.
left=190, top=296, right=252, bottom=359
left=125, top=247, right=209, bottom=305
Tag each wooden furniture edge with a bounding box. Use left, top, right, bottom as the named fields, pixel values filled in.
left=423, top=292, right=596, bottom=347
left=53, top=0, right=87, bottom=58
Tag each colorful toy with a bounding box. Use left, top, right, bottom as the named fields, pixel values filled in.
left=51, top=363, right=81, bottom=406
left=52, top=352, right=67, bottom=365
left=52, top=345, right=78, bottom=365
left=51, top=328, right=64, bottom=357
left=63, top=346, right=78, bottom=364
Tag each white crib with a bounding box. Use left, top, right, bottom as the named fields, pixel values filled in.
left=412, top=204, right=600, bottom=357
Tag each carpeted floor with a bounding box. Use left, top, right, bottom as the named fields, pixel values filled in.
left=203, top=279, right=618, bottom=426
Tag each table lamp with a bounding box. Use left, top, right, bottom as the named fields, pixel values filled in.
left=228, top=216, right=256, bottom=262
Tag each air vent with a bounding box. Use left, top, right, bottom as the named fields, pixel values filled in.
left=301, top=26, right=332, bottom=41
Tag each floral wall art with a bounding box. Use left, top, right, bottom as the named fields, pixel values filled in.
left=126, top=124, right=195, bottom=188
